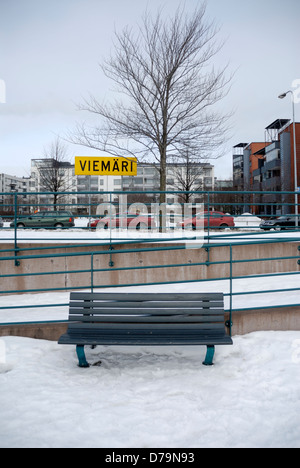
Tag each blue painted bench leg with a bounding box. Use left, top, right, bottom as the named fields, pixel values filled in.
left=76, top=345, right=89, bottom=368
left=203, top=345, right=215, bottom=366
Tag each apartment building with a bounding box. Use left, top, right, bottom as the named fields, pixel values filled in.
left=0, top=173, right=31, bottom=214
left=0, top=158, right=216, bottom=215
left=123, top=162, right=214, bottom=203
left=233, top=118, right=300, bottom=215
left=30, top=159, right=215, bottom=211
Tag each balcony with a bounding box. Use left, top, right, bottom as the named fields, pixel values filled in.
left=263, top=176, right=281, bottom=190
left=261, top=158, right=281, bottom=173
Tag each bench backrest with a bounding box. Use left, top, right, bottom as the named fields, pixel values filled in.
left=69, top=292, right=225, bottom=333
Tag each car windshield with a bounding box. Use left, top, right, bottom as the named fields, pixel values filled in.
left=196, top=213, right=217, bottom=219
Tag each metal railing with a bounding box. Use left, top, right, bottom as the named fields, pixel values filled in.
left=1, top=189, right=300, bottom=336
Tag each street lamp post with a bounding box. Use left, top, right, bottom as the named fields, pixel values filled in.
left=278, top=91, right=298, bottom=228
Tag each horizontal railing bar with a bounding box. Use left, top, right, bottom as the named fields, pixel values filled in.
left=0, top=303, right=69, bottom=310
left=1, top=254, right=299, bottom=281
left=0, top=320, right=68, bottom=326
left=0, top=236, right=299, bottom=262
left=1, top=268, right=299, bottom=295
left=225, top=303, right=300, bottom=312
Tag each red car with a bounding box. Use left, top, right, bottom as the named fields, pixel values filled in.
left=178, top=211, right=235, bottom=230
left=89, top=213, right=156, bottom=230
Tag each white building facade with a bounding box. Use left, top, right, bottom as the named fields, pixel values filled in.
left=0, top=173, right=31, bottom=215
left=1, top=159, right=215, bottom=215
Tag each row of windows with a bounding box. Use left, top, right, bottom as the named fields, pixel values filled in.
left=29, top=176, right=213, bottom=187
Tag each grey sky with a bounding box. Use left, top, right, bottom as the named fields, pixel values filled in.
left=0, top=0, right=299, bottom=179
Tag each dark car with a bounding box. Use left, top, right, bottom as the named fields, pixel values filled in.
left=178, top=211, right=235, bottom=230
left=10, top=211, right=75, bottom=229
left=0, top=216, right=3, bottom=228
left=260, top=216, right=300, bottom=231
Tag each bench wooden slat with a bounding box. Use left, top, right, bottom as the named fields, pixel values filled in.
left=68, top=314, right=225, bottom=323
left=60, top=337, right=231, bottom=347
left=70, top=292, right=224, bottom=302
left=69, top=300, right=223, bottom=309
left=59, top=330, right=232, bottom=346
left=61, top=328, right=231, bottom=339
left=67, top=322, right=225, bottom=330
left=69, top=307, right=223, bottom=317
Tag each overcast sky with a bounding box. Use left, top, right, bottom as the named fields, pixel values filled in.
left=0, top=0, right=299, bottom=179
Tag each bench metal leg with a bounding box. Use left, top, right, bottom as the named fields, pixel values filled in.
left=76, top=345, right=89, bottom=368
left=203, top=345, right=215, bottom=366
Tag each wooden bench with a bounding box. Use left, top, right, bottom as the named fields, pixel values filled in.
left=58, top=292, right=233, bottom=367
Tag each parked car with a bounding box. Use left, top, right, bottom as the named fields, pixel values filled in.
left=10, top=211, right=75, bottom=229
left=178, top=211, right=235, bottom=230
left=90, top=212, right=156, bottom=230
left=0, top=216, right=3, bottom=228
left=260, top=216, right=300, bottom=231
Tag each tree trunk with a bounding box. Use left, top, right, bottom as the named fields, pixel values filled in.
left=159, top=148, right=167, bottom=232
left=159, top=154, right=167, bottom=204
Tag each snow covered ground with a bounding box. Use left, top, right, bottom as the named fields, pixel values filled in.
left=0, top=331, right=300, bottom=448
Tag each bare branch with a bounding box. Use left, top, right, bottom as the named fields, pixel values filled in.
left=37, top=137, right=72, bottom=207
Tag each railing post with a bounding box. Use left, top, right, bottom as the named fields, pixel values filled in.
left=207, top=191, right=210, bottom=242
left=228, top=244, right=233, bottom=336
left=108, top=192, right=114, bottom=267
left=91, top=253, right=94, bottom=293
left=14, top=193, right=20, bottom=267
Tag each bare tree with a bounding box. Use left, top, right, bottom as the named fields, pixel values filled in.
left=171, top=150, right=208, bottom=203
left=73, top=3, right=231, bottom=203
left=38, top=138, right=71, bottom=208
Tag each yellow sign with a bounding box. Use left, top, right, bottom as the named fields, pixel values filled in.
left=75, top=156, right=137, bottom=176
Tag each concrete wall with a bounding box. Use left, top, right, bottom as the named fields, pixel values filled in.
left=1, top=240, right=300, bottom=294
